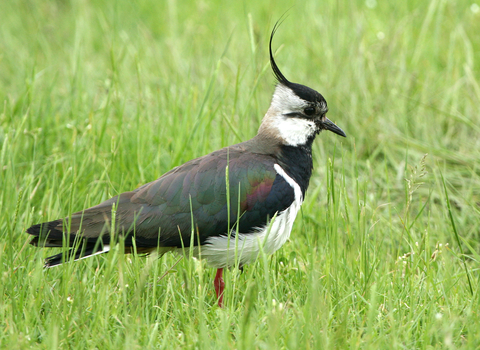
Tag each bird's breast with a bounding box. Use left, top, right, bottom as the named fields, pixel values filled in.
left=187, top=163, right=303, bottom=268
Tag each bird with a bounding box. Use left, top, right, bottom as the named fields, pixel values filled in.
left=26, top=23, right=346, bottom=308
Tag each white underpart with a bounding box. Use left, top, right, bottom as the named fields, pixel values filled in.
left=190, top=164, right=303, bottom=269
left=269, top=84, right=317, bottom=146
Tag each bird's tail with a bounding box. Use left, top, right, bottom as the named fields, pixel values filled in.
left=27, top=219, right=110, bottom=267
left=27, top=217, right=156, bottom=267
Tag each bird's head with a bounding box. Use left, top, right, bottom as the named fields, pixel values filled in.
left=258, top=23, right=346, bottom=147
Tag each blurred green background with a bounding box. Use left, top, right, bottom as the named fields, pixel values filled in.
left=1, top=0, right=480, bottom=348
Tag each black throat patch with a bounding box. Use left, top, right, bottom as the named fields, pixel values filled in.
left=277, top=137, right=315, bottom=198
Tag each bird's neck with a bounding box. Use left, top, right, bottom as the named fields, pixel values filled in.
left=251, top=108, right=317, bottom=197
left=248, top=129, right=315, bottom=199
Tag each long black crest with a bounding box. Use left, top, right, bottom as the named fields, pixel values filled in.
left=269, top=21, right=290, bottom=85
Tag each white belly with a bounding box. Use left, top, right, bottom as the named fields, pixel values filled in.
left=191, top=164, right=303, bottom=268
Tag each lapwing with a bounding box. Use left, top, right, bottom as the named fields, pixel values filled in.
left=27, top=23, right=346, bottom=307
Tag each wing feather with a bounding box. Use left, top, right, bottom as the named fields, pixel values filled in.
left=27, top=147, right=296, bottom=249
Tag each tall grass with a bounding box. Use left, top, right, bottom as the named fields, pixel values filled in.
left=1, top=0, right=479, bottom=348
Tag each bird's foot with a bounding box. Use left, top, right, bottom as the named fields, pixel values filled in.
left=214, top=268, right=225, bottom=307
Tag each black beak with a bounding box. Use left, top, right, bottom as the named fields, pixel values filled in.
left=322, top=118, right=346, bottom=137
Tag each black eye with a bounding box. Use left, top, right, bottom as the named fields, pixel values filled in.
left=304, top=107, right=315, bottom=116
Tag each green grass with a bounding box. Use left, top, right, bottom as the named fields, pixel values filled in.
left=1, top=0, right=480, bottom=348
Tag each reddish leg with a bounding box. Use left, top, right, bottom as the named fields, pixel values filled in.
left=214, top=268, right=225, bottom=307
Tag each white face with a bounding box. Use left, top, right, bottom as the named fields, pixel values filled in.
left=271, top=114, right=317, bottom=146
left=266, top=85, right=324, bottom=146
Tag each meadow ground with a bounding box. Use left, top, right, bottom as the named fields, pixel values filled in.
left=1, top=0, right=480, bottom=348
